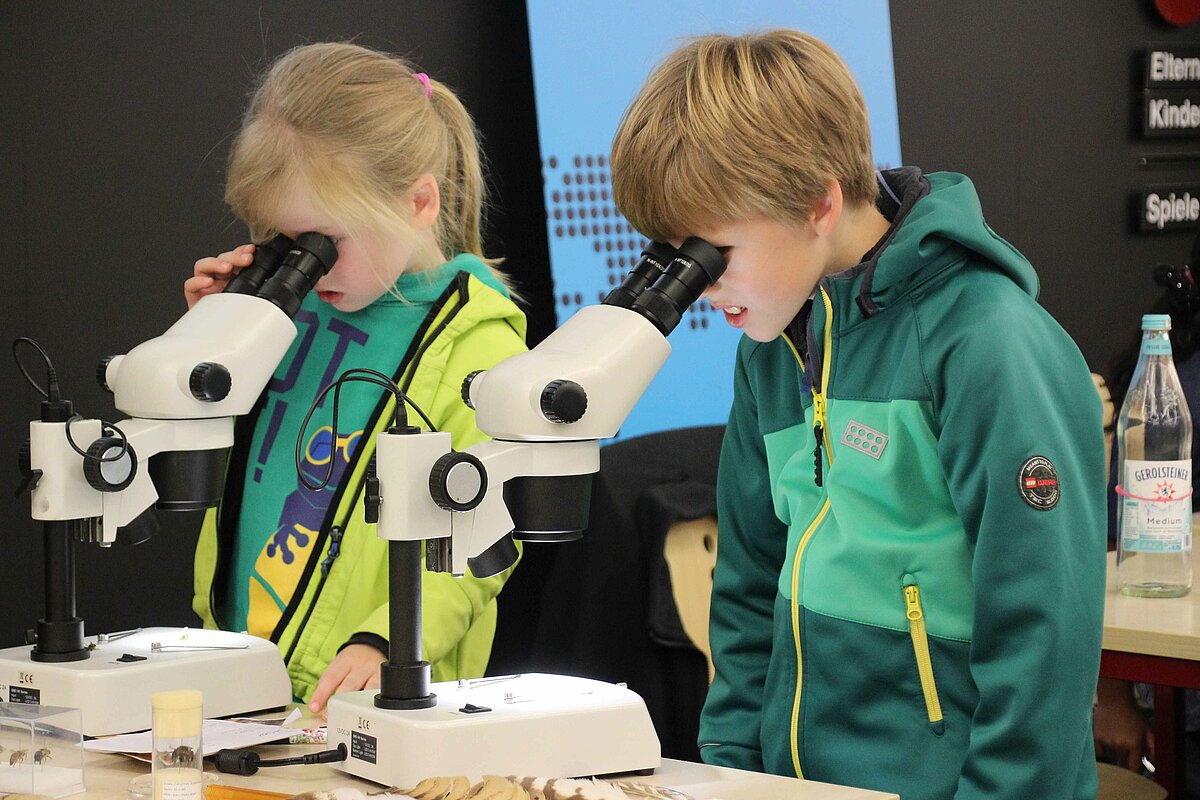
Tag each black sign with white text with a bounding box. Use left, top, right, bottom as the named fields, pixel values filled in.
left=350, top=730, right=377, bottom=764
left=8, top=685, right=41, bottom=705
left=1143, top=89, right=1200, bottom=137
left=1137, top=187, right=1200, bottom=232
left=1146, top=46, right=1200, bottom=88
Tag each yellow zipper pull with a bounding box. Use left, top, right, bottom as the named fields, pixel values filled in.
left=810, top=286, right=834, bottom=487
left=812, top=392, right=827, bottom=487
left=905, top=585, right=922, bottom=620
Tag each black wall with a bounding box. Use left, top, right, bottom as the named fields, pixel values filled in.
left=1, top=3, right=1198, bottom=651
left=0, top=2, right=551, bottom=647
left=891, top=3, right=1200, bottom=369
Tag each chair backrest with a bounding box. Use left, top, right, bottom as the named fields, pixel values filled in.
left=663, top=515, right=718, bottom=683
left=1095, top=762, right=1166, bottom=800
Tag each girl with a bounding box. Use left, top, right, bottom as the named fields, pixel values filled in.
left=183, top=42, right=527, bottom=713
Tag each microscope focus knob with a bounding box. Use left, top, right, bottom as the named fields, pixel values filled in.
left=461, top=370, right=484, bottom=410
left=189, top=362, right=232, bottom=402
left=429, top=452, right=488, bottom=512
left=96, top=356, right=116, bottom=393
left=540, top=380, right=587, bottom=424
left=82, top=437, right=137, bottom=492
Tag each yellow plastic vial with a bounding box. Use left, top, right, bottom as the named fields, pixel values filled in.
left=151, top=690, right=203, bottom=800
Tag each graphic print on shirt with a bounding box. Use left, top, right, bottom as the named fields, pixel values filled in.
left=244, top=311, right=371, bottom=639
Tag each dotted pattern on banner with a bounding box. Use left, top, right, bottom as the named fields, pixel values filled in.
left=542, top=153, right=723, bottom=331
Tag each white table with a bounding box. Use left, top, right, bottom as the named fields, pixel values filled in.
left=1102, top=545, right=1200, bottom=796
left=79, top=745, right=898, bottom=799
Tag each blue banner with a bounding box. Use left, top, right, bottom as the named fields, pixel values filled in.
left=527, top=1, right=901, bottom=439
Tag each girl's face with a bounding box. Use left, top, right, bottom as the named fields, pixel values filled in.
left=272, top=182, right=437, bottom=313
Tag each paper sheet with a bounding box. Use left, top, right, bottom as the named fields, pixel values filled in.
left=82, top=717, right=293, bottom=757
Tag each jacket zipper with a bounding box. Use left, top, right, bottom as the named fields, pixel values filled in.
left=319, top=526, right=345, bottom=577
left=788, top=498, right=828, bottom=780
left=809, top=287, right=835, bottom=486
left=277, top=524, right=349, bottom=665
left=903, top=578, right=945, bottom=731
left=785, top=289, right=836, bottom=779
left=209, top=403, right=267, bottom=630
left=276, top=274, right=473, bottom=665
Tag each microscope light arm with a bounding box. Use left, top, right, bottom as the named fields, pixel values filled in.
left=373, top=432, right=599, bottom=575
left=29, top=416, right=233, bottom=544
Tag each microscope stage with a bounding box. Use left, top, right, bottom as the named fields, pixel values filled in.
left=0, top=627, right=291, bottom=736
left=327, top=673, right=661, bottom=787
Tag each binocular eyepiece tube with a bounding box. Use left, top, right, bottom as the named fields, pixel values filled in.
left=223, top=231, right=340, bottom=319
left=604, top=237, right=727, bottom=335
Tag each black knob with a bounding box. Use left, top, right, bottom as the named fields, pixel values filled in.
left=189, top=362, right=232, bottom=402
left=82, top=437, right=137, bottom=492
left=364, top=455, right=380, bottom=524
left=16, top=439, right=41, bottom=496
left=428, top=452, right=487, bottom=512
left=96, top=356, right=116, bottom=393
left=461, top=370, right=484, bottom=410
left=540, top=380, right=587, bottom=424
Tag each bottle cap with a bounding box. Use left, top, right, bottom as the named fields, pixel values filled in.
left=1143, top=313, right=1172, bottom=330
left=152, top=690, right=203, bottom=738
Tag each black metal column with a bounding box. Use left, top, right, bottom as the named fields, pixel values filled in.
left=31, top=521, right=88, bottom=662
left=374, top=539, right=434, bottom=709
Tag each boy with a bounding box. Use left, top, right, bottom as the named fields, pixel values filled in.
left=610, top=30, right=1106, bottom=800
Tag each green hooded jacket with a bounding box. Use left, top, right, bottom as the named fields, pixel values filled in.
left=699, top=169, right=1106, bottom=800
left=194, top=266, right=527, bottom=702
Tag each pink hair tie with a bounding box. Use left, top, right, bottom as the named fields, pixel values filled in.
left=413, top=72, right=433, bottom=99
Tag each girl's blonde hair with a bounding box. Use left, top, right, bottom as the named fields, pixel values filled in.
left=225, top=42, right=509, bottom=294
left=611, top=29, right=878, bottom=243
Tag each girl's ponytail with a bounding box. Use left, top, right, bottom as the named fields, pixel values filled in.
left=427, top=81, right=489, bottom=265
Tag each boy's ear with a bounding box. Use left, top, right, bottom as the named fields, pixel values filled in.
left=809, top=181, right=843, bottom=237
left=409, top=173, right=441, bottom=230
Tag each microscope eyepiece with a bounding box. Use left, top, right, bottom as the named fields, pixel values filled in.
left=630, top=236, right=726, bottom=335
left=256, top=232, right=340, bottom=318
left=223, top=233, right=293, bottom=296
left=603, top=241, right=678, bottom=309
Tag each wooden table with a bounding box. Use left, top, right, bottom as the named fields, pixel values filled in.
left=1101, top=547, right=1200, bottom=797
left=80, top=742, right=897, bottom=799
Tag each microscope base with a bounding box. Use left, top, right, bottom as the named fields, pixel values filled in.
left=0, top=627, right=291, bottom=736
left=327, top=673, right=661, bottom=787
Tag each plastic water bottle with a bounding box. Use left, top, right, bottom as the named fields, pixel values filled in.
left=1116, top=313, right=1193, bottom=597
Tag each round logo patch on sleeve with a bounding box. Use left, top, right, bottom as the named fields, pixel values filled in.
left=1018, top=456, right=1060, bottom=510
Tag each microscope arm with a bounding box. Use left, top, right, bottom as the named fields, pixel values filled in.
left=29, top=417, right=233, bottom=544
left=374, top=435, right=600, bottom=576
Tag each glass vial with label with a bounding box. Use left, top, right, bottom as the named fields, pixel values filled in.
left=151, top=690, right=203, bottom=800
left=1117, top=313, right=1193, bottom=597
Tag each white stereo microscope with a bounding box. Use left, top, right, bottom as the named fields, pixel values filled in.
left=8, top=233, right=339, bottom=735
left=324, top=237, right=726, bottom=786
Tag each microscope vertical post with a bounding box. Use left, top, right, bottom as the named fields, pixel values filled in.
left=32, top=520, right=88, bottom=662
left=374, top=540, right=435, bottom=709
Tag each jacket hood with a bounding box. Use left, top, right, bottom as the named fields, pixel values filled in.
left=849, top=168, right=1038, bottom=319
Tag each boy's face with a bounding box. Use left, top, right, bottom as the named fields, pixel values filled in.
left=273, top=184, right=416, bottom=313
left=678, top=216, right=829, bottom=343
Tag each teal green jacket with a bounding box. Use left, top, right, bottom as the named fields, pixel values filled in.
left=699, top=169, right=1106, bottom=800
left=194, top=267, right=527, bottom=702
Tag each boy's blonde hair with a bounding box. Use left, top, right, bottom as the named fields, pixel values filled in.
left=611, top=29, right=878, bottom=243
left=226, top=42, right=508, bottom=293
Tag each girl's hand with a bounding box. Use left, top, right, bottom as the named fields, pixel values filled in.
left=308, top=643, right=388, bottom=715
left=183, top=244, right=256, bottom=309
